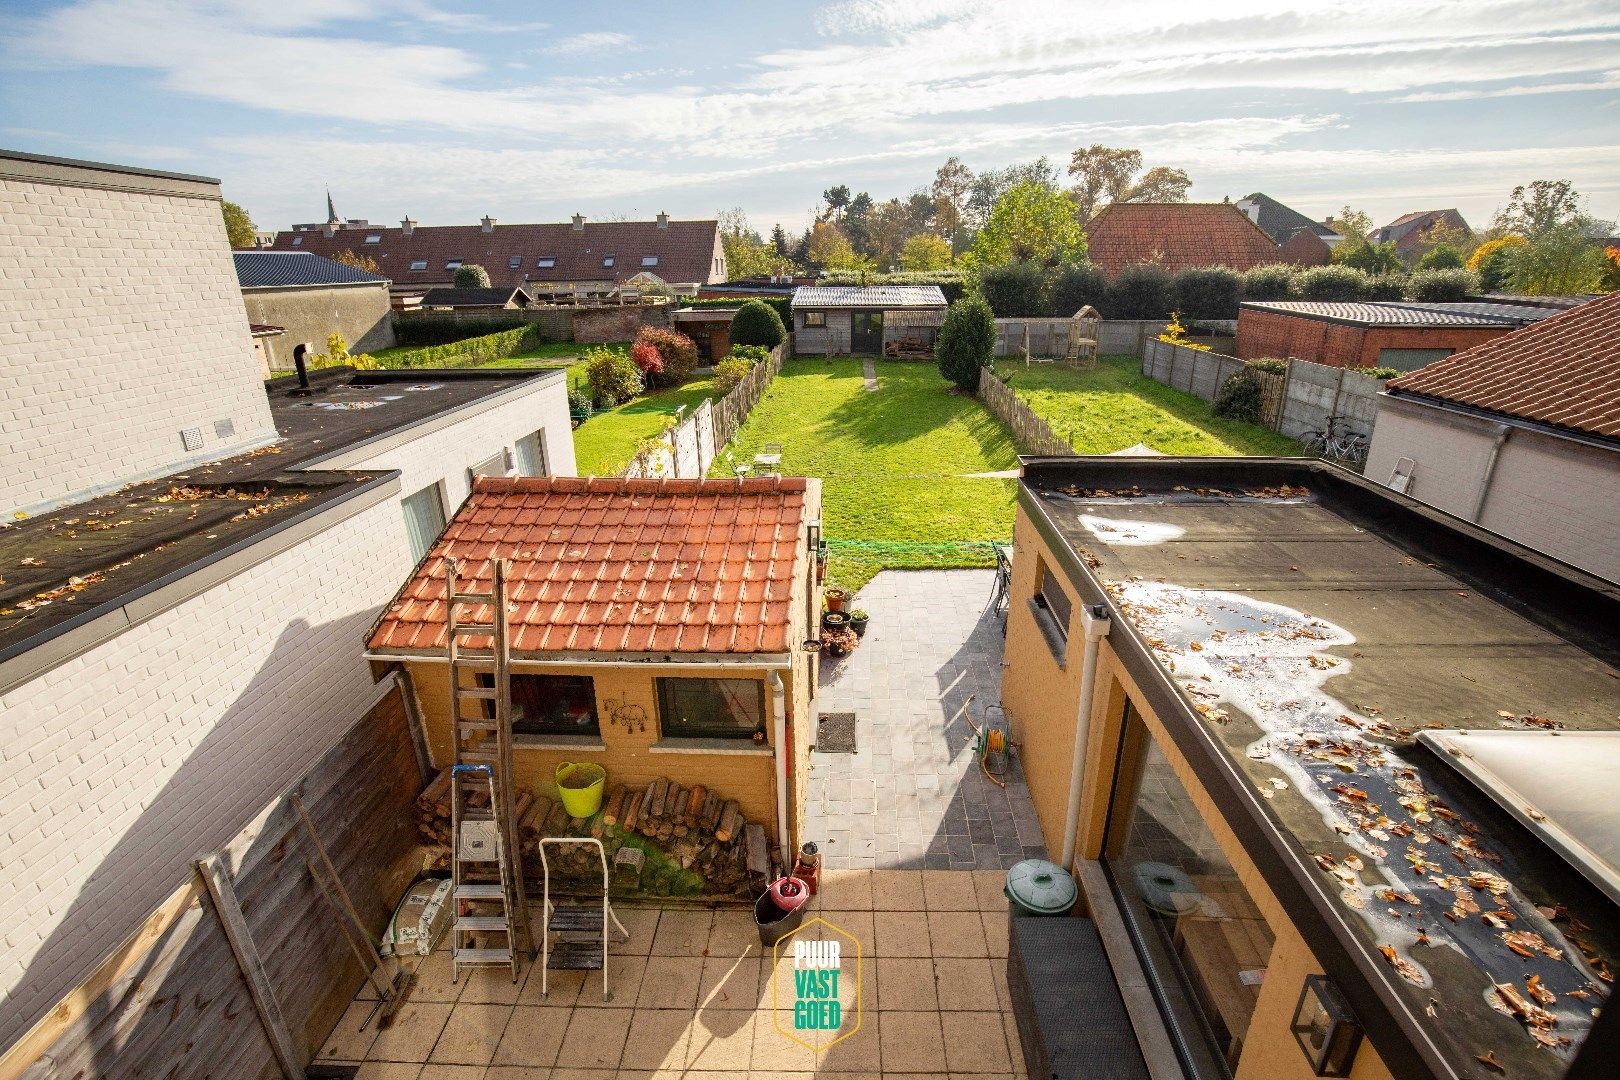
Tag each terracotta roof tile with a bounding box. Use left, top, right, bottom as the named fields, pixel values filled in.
left=367, top=475, right=808, bottom=657
left=1387, top=293, right=1619, bottom=440
left=1085, top=202, right=1282, bottom=277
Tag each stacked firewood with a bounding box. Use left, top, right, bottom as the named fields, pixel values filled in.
left=414, top=768, right=531, bottom=847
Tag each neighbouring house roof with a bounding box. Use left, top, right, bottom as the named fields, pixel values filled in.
left=1386, top=290, right=1619, bottom=440
left=420, top=286, right=532, bottom=309
left=1277, top=228, right=1333, bottom=267
left=1239, top=300, right=1559, bottom=329
left=249, top=323, right=285, bottom=337
left=267, top=218, right=723, bottom=288
left=1369, top=208, right=1470, bottom=249
left=791, top=285, right=947, bottom=309
left=233, top=250, right=390, bottom=289
left=367, top=475, right=809, bottom=658
left=1235, top=192, right=1339, bottom=246
left=1084, top=202, right=1282, bottom=277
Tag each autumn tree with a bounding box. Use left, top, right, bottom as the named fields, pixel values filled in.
left=930, top=157, right=975, bottom=239
left=821, top=185, right=852, bottom=222
left=718, top=206, right=790, bottom=278
left=900, top=233, right=953, bottom=271
left=221, top=200, right=256, bottom=248
left=965, top=158, right=1061, bottom=231
left=332, top=249, right=380, bottom=274
left=1066, top=146, right=1191, bottom=220
left=967, top=181, right=1087, bottom=268
left=1506, top=222, right=1610, bottom=294
left=1494, top=180, right=1588, bottom=238
left=1326, top=207, right=1374, bottom=244
left=804, top=222, right=868, bottom=271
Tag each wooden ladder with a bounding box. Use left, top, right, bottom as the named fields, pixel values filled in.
left=446, top=557, right=533, bottom=981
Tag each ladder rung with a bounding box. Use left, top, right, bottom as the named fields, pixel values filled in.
left=451, top=622, right=497, bottom=634
left=458, top=721, right=498, bottom=734
left=547, top=941, right=604, bottom=970
left=459, top=751, right=499, bottom=765
left=549, top=906, right=605, bottom=934
left=455, top=686, right=498, bottom=701
left=457, top=916, right=509, bottom=932
left=456, top=948, right=513, bottom=966
left=449, top=590, right=496, bottom=604
left=455, top=884, right=507, bottom=900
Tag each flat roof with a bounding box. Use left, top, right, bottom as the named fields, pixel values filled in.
left=1020, top=456, right=1619, bottom=1080
left=0, top=368, right=563, bottom=670
left=0, top=147, right=220, bottom=185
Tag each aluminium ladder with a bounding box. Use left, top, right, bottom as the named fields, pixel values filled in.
left=446, top=557, right=533, bottom=981
left=538, top=837, right=629, bottom=1001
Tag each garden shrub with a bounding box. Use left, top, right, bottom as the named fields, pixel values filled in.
left=1416, top=245, right=1465, bottom=270
left=1356, top=366, right=1401, bottom=380
left=383, top=324, right=546, bottom=369
left=393, top=315, right=528, bottom=346
left=1467, top=236, right=1527, bottom=291
left=1248, top=357, right=1289, bottom=375
left=1212, top=367, right=1266, bottom=423
left=630, top=339, right=664, bottom=379
left=452, top=263, right=492, bottom=288
left=1049, top=264, right=1109, bottom=316
left=976, top=262, right=1049, bottom=317
left=1108, top=264, right=1175, bottom=320
left=634, top=327, right=700, bottom=385
left=1158, top=312, right=1211, bottom=351
left=727, top=344, right=771, bottom=367
left=936, top=294, right=997, bottom=391
left=1365, top=273, right=1409, bottom=301
left=714, top=357, right=753, bottom=392
left=1173, top=267, right=1242, bottom=320
left=1240, top=263, right=1297, bottom=302
left=1407, top=267, right=1479, bottom=303
left=567, top=386, right=593, bottom=420
left=1296, top=264, right=1371, bottom=301
left=584, top=345, right=643, bottom=406
left=729, top=299, right=787, bottom=348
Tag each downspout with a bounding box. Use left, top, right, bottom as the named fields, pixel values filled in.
left=1060, top=604, right=1112, bottom=869
left=1471, top=423, right=1512, bottom=523
left=770, top=670, right=791, bottom=868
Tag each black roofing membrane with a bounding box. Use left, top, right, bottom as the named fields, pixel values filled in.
left=1033, top=475, right=1618, bottom=1077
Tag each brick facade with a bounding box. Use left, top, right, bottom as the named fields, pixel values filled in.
left=1235, top=307, right=1510, bottom=368
left=0, top=155, right=277, bottom=518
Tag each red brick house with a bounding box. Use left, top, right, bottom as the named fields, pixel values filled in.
left=1084, top=202, right=1282, bottom=277
left=1235, top=300, right=1556, bottom=370
left=1368, top=208, right=1470, bottom=260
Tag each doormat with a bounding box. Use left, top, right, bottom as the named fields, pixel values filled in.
left=816, top=712, right=858, bottom=754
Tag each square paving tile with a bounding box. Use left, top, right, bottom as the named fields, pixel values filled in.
left=933, top=958, right=998, bottom=1012
left=872, top=911, right=932, bottom=957
left=429, top=1003, right=512, bottom=1065
left=353, top=1065, right=423, bottom=1080
left=878, top=1010, right=947, bottom=1072
left=875, top=957, right=938, bottom=1011
left=317, top=999, right=380, bottom=1062
left=489, top=1005, right=566, bottom=1067
left=368, top=1002, right=453, bottom=1062
left=637, top=955, right=704, bottom=1009
left=868, top=871, right=926, bottom=911
left=684, top=1010, right=755, bottom=1070
left=699, top=954, right=765, bottom=1009
left=650, top=909, right=713, bottom=956
left=929, top=912, right=991, bottom=958
left=941, top=1012, right=1015, bottom=1074
left=611, top=905, right=662, bottom=955
left=619, top=1008, right=694, bottom=1071
left=817, top=869, right=874, bottom=909
left=922, top=871, right=979, bottom=911
left=556, top=1007, right=632, bottom=1069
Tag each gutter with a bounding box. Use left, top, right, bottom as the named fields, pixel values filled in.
left=770, top=671, right=791, bottom=867
left=363, top=650, right=793, bottom=671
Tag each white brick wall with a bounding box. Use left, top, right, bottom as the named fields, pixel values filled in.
left=0, top=169, right=277, bottom=518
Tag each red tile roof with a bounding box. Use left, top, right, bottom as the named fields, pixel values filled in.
left=367, top=475, right=808, bottom=657
left=1085, top=202, right=1281, bottom=277
left=1387, top=292, right=1620, bottom=440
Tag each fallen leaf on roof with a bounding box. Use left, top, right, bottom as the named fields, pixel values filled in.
left=1475, top=1051, right=1505, bottom=1073
left=1526, top=975, right=1556, bottom=1006
left=1378, top=944, right=1425, bottom=985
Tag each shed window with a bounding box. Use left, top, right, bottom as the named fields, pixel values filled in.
left=479, top=673, right=599, bottom=737
left=508, top=255, right=522, bottom=269
left=803, top=311, right=826, bottom=328
left=537, top=257, right=556, bottom=268
left=365, top=234, right=382, bottom=244
left=602, top=255, right=616, bottom=268
left=291, top=235, right=303, bottom=246
left=513, top=429, right=548, bottom=476
left=445, top=259, right=463, bottom=270
left=641, top=256, right=659, bottom=267
left=1036, top=561, right=1072, bottom=638
left=401, top=484, right=446, bottom=562
left=657, top=677, right=764, bottom=741
left=409, top=259, right=428, bottom=271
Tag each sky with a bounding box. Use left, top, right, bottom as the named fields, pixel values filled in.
left=2, top=0, right=1618, bottom=237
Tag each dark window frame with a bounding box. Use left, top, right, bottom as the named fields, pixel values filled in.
left=656, top=677, right=765, bottom=741
left=803, top=311, right=826, bottom=327
left=478, top=672, right=601, bottom=738
left=1029, top=560, right=1073, bottom=662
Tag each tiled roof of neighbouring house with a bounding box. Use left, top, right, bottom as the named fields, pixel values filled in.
left=1240, top=300, right=1559, bottom=328
left=233, top=250, right=390, bottom=288
left=1386, top=291, right=1619, bottom=439
left=1236, top=192, right=1339, bottom=245
left=790, top=285, right=948, bottom=309
left=367, top=475, right=808, bottom=656
left=420, top=286, right=532, bottom=308
left=268, top=218, right=722, bottom=288
left=1084, top=202, right=1282, bottom=276
left=1369, top=208, right=1470, bottom=248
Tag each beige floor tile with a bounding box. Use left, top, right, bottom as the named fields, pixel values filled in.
left=988, top=957, right=1013, bottom=1011
left=1003, top=1013, right=1027, bottom=1077
left=458, top=964, right=528, bottom=1005
left=809, top=910, right=875, bottom=952
left=700, top=953, right=764, bottom=1009
left=556, top=1007, right=633, bottom=1069
left=928, top=912, right=989, bottom=958
left=814, top=1013, right=881, bottom=1072
left=878, top=1011, right=947, bottom=1073
left=949, top=1074, right=1017, bottom=1080
left=491, top=1004, right=568, bottom=1066
left=651, top=909, right=713, bottom=956
left=430, top=1002, right=513, bottom=1065
left=869, top=871, right=925, bottom=911
left=707, top=908, right=761, bottom=959
left=369, top=1002, right=454, bottom=1062
left=410, top=950, right=464, bottom=1003
left=575, top=954, right=645, bottom=1007
left=518, top=964, right=585, bottom=1006
left=354, top=1062, right=422, bottom=1079
left=816, top=869, right=874, bottom=910
left=875, top=958, right=937, bottom=1011
left=971, top=870, right=1010, bottom=912
left=620, top=1008, right=695, bottom=1071
left=685, top=1010, right=756, bottom=1070
left=484, top=1068, right=551, bottom=1080
left=637, top=954, right=704, bottom=1009
left=933, top=958, right=998, bottom=1012
left=416, top=1066, right=485, bottom=1080
left=612, top=905, right=662, bottom=955
left=749, top=1012, right=822, bottom=1072
left=550, top=1070, right=620, bottom=1080
left=872, top=912, right=932, bottom=957
left=941, top=1012, right=1012, bottom=1073
left=980, top=912, right=1009, bottom=959
left=922, top=871, right=979, bottom=911
left=318, top=999, right=381, bottom=1061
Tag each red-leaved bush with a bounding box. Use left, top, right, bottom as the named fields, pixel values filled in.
left=631, top=340, right=664, bottom=376
left=634, top=327, right=699, bottom=386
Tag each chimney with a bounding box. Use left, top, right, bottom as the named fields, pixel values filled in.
left=656, top=211, right=669, bottom=229
left=481, top=215, right=497, bottom=234
left=322, top=224, right=336, bottom=238
left=571, top=213, right=585, bottom=232
left=401, top=217, right=416, bottom=237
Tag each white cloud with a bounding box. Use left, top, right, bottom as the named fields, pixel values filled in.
left=541, top=31, right=638, bottom=55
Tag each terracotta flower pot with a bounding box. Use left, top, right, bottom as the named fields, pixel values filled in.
left=824, top=587, right=847, bottom=612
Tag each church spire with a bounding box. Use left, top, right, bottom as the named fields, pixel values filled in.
left=326, top=188, right=338, bottom=225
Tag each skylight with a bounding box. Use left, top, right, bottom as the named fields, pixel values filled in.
left=602, top=255, right=615, bottom=267
left=445, top=259, right=463, bottom=270
left=410, top=260, right=427, bottom=271
left=641, top=256, right=658, bottom=267
left=508, top=256, right=522, bottom=269
left=291, top=236, right=302, bottom=246
left=536, top=257, right=555, bottom=268
left=365, top=234, right=381, bottom=244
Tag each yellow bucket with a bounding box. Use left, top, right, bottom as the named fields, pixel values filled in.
left=555, top=761, right=607, bottom=818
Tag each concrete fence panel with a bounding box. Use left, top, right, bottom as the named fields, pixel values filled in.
left=994, top=319, right=1169, bottom=358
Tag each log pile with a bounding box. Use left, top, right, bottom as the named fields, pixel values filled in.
left=413, top=770, right=772, bottom=896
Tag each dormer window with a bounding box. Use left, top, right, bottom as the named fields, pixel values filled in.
left=536, top=257, right=556, bottom=268
left=602, top=255, right=615, bottom=268
left=641, top=256, right=659, bottom=267
left=409, top=260, right=428, bottom=271
left=508, top=256, right=522, bottom=269
left=445, top=259, right=463, bottom=270
left=364, top=234, right=382, bottom=244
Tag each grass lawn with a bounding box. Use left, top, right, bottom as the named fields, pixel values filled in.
left=716, top=359, right=1020, bottom=593
left=573, top=377, right=721, bottom=476
left=1008, top=355, right=1301, bottom=456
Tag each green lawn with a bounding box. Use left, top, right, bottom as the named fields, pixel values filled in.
left=1007, top=356, right=1301, bottom=456
left=573, top=377, right=721, bottom=476
left=716, top=359, right=1021, bottom=593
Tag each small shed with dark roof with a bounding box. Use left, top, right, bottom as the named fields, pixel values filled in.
left=790, top=284, right=948, bottom=355
left=234, top=250, right=395, bottom=368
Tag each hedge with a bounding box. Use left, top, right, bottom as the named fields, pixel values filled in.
left=380, top=324, right=548, bottom=369
left=682, top=295, right=793, bottom=324
left=392, top=315, right=531, bottom=347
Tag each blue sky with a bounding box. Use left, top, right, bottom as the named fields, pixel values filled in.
left=2, top=0, right=1618, bottom=236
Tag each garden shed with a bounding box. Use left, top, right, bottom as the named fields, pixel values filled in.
left=790, top=284, right=947, bottom=355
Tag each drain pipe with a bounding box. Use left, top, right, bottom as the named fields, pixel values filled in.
left=1470, top=423, right=1512, bottom=523
left=770, top=670, right=791, bottom=868
left=1061, top=603, right=1112, bottom=869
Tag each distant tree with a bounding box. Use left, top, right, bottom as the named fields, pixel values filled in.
left=865, top=198, right=914, bottom=267
left=1326, top=206, right=1373, bottom=244
left=1468, top=236, right=1527, bottom=291
left=1505, top=222, right=1610, bottom=294
left=965, top=158, right=1061, bottom=230
left=843, top=192, right=876, bottom=256
left=332, top=248, right=381, bottom=274
left=821, top=185, right=852, bottom=222
left=1335, top=239, right=1401, bottom=274
left=900, top=233, right=953, bottom=271
left=967, top=181, right=1086, bottom=268
left=931, top=157, right=975, bottom=238
left=729, top=299, right=787, bottom=349
left=1494, top=180, right=1587, bottom=238
left=719, top=207, right=793, bottom=278
left=453, top=264, right=492, bottom=288
left=222, top=200, right=256, bottom=248
left=1416, top=245, right=1465, bottom=270
left=936, top=294, right=997, bottom=391
left=1066, top=145, right=1191, bottom=220
left=1412, top=219, right=1475, bottom=265
left=805, top=222, right=869, bottom=271
left=770, top=224, right=790, bottom=258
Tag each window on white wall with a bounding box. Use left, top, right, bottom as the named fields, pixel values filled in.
left=401, top=484, right=447, bottom=562
left=468, top=450, right=513, bottom=487
left=514, top=430, right=549, bottom=476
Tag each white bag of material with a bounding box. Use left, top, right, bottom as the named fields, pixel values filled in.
left=382, top=878, right=452, bottom=957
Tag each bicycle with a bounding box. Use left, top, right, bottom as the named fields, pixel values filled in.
left=1302, top=415, right=1366, bottom=464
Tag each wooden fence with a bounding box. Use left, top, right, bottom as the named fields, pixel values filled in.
left=976, top=367, right=1076, bottom=457
left=623, top=341, right=786, bottom=478
left=6, top=684, right=425, bottom=1080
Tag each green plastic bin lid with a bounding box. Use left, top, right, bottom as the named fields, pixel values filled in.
left=1005, top=859, right=1077, bottom=914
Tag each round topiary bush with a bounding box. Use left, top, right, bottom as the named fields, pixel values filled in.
left=1212, top=367, right=1266, bottom=424
left=1173, top=266, right=1242, bottom=320
left=1108, top=264, right=1174, bottom=319
left=1365, top=272, right=1409, bottom=301
left=1241, top=263, right=1297, bottom=301
left=936, top=294, right=997, bottom=391
left=452, top=263, right=492, bottom=288
left=729, top=299, right=786, bottom=349
left=1295, top=264, right=1371, bottom=301
left=1406, top=267, right=1479, bottom=303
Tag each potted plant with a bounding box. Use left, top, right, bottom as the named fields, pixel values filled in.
left=823, top=586, right=847, bottom=612
left=822, top=626, right=858, bottom=657
left=822, top=610, right=850, bottom=633
left=849, top=609, right=869, bottom=638
left=802, top=638, right=823, bottom=653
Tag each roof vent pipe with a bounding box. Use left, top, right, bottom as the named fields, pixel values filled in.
left=481, top=215, right=496, bottom=233
left=571, top=213, right=586, bottom=232
left=401, top=217, right=416, bottom=237
left=1060, top=603, right=1111, bottom=868
left=291, top=343, right=314, bottom=395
